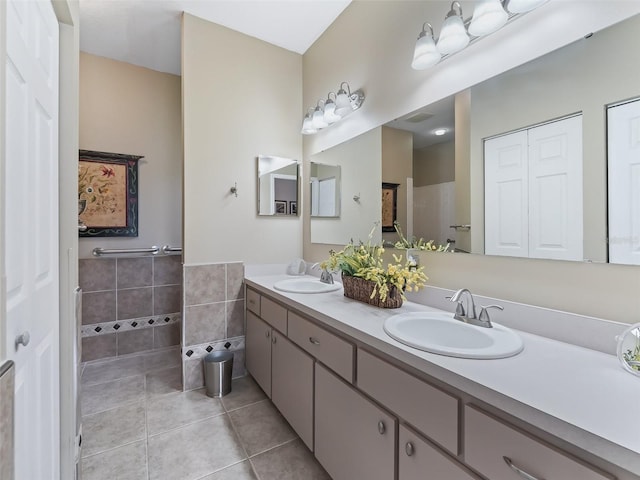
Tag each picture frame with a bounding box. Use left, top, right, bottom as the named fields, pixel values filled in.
left=381, top=182, right=400, bottom=232
left=289, top=201, right=297, bottom=216
left=78, top=149, right=142, bottom=237
left=274, top=200, right=287, bottom=215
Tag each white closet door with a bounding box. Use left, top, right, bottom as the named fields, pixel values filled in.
left=484, top=131, right=529, bottom=257
left=5, top=0, right=60, bottom=478
left=608, top=99, right=640, bottom=265
left=528, top=115, right=583, bottom=261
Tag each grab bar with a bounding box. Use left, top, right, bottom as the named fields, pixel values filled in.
left=161, top=245, right=182, bottom=255
left=92, top=246, right=159, bottom=257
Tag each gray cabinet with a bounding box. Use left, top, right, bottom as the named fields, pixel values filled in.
left=271, top=331, right=314, bottom=450
left=399, top=425, right=478, bottom=480
left=245, top=311, right=272, bottom=397
left=315, top=364, right=396, bottom=480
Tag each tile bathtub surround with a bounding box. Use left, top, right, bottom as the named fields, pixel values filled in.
left=80, top=255, right=183, bottom=362
left=182, top=262, right=246, bottom=390
left=80, top=366, right=329, bottom=480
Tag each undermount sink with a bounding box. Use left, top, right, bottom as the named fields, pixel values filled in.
left=383, top=311, right=523, bottom=359
left=273, top=277, right=342, bottom=294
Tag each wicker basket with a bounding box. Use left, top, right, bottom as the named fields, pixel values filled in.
left=341, top=274, right=403, bottom=309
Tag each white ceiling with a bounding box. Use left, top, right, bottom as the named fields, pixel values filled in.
left=79, top=0, right=352, bottom=75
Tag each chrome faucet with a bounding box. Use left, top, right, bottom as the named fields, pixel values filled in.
left=312, top=263, right=335, bottom=285
left=448, top=288, right=502, bottom=328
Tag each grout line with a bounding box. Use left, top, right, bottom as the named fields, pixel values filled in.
left=146, top=410, right=227, bottom=439
left=81, top=437, right=145, bottom=460
left=191, top=459, right=250, bottom=480
left=222, top=397, right=268, bottom=414
left=247, top=437, right=298, bottom=459
left=81, top=396, right=145, bottom=419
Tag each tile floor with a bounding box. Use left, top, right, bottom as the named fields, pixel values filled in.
left=80, top=348, right=331, bottom=480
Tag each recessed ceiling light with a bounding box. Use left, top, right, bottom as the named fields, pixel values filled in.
left=434, top=128, right=447, bottom=136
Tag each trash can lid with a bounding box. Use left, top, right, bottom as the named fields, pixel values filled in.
left=204, top=350, right=234, bottom=363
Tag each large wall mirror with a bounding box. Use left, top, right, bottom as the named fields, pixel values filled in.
left=311, top=13, right=640, bottom=266
left=257, top=155, right=299, bottom=216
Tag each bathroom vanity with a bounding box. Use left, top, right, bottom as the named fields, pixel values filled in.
left=244, top=273, right=640, bottom=480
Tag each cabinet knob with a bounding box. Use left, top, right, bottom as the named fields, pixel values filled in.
left=309, top=336, right=320, bottom=345
left=272, top=335, right=277, bottom=344
left=405, top=442, right=414, bottom=457
left=265, top=330, right=270, bottom=338
left=503, top=456, right=543, bottom=480
left=377, top=421, right=386, bottom=435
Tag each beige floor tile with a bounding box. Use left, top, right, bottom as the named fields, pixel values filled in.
left=221, top=375, right=267, bottom=412
left=81, top=375, right=145, bottom=416
left=146, top=365, right=182, bottom=397
left=143, top=347, right=181, bottom=372
left=147, top=415, right=246, bottom=480
left=146, top=388, right=225, bottom=436
left=81, top=355, right=145, bottom=386
left=81, top=440, right=147, bottom=480
left=82, top=402, right=146, bottom=457
left=199, top=460, right=258, bottom=480
left=228, top=400, right=296, bottom=457
left=250, top=439, right=330, bottom=480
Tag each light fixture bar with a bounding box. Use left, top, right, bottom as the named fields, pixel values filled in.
left=412, top=0, right=547, bottom=70
left=301, top=82, right=365, bottom=135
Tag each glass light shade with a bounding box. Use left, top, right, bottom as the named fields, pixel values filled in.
left=335, top=90, right=353, bottom=117
left=437, top=13, right=469, bottom=55
left=506, top=0, right=548, bottom=13
left=312, top=106, right=328, bottom=129
left=468, top=0, right=508, bottom=37
left=301, top=115, right=317, bottom=135
left=323, top=100, right=341, bottom=124
left=412, top=32, right=441, bottom=70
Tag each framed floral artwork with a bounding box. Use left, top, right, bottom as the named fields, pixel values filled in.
left=381, top=182, right=399, bottom=232
left=78, top=150, right=142, bottom=237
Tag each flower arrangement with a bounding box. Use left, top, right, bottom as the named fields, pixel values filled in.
left=321, top=226, right=428, bottom=306
left=393, top=222, right=451, bottom=252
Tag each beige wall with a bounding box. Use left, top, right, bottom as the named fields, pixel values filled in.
left=182, top=13, right=302, bottom=265
left=381, top=126, right=412, bottom=244
left=0, top=0, right=6, bottom=360
left=309, top=127, right=381, bottom=246
left=302, top=2, right=640, bottom=324
left=413, top=141, right=455, bottom=187
left=78, top=53, right=182, bottom=258
left=469, top=14, right=640, bottom=263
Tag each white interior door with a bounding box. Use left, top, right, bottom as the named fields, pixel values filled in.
left=608, top=99, right=640, bottom=265
left=528, top=115, right=583, bottom=261
left=318, top=177, right=337, bottom=217
left=484, top=130, right=529, bottom=257
left=5, top=0, right=60, bottom=478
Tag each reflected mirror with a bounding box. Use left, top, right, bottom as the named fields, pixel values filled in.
left=257, top=155, right=299, bottom=216
left=377, top=13, right=639, bottom=265
left=310, top=162, right=341, bottom=217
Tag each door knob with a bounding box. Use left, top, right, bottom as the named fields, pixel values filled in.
left=15, top=331, right=30, bottom=349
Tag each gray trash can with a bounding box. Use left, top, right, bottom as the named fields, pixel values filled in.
left=204, top=350, right=233, bottom=398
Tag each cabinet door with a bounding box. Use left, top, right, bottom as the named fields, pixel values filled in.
left=315, top=364, right=396, bottom=480
left=399, top=425, right=477, bottom=480
left=271, top=332, right=314, bottom=450
left=245, top=311, right=272, bottom=397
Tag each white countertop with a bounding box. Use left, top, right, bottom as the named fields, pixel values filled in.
left=245, top=273, right=640, bottom=476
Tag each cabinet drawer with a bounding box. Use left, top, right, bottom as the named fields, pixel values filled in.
left=288, top=312, right=354, bottom=383
left=399, top=425, right=478, bottom=480
left=464, top=406, right=613, bottom=480
left=260, top=296, right=287, bottom=333
left=246, top=288, right=260, bottom=316
left=357, top=349, right=459, bottom=455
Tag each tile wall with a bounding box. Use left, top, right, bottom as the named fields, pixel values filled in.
left=182, top=262, right=246, bottom=390
left=79, top=255, right=183, bottom=362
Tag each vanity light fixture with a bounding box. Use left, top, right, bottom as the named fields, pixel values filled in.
left=412, top=23, right=441, bottom=70
left=436, top=1, right=469, bottom=55
left=301, top=82, right=365, bottom=135
left=468, top=0, right=508, bottom=37
left=505, top=0, right=549, bottom=14
left=412, top=0, right=548, bottom=71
